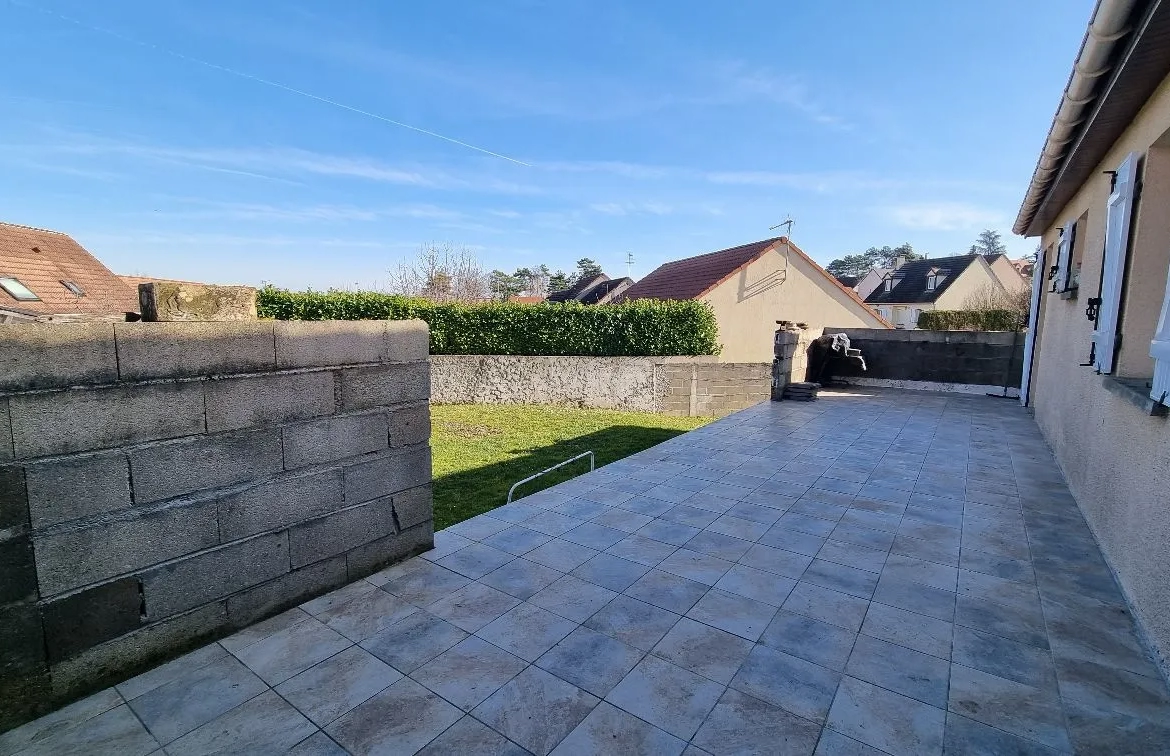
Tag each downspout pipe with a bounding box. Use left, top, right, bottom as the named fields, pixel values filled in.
left=1014, top=0, right=1139, bottom=235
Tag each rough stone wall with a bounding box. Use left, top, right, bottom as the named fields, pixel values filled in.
left=430, top=355, right=770, bottom=417
left=821, top=327, right=1025, bottom=389
left=0, top=320, right=432, bottom=730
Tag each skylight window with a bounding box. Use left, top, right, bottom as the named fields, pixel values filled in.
left=61, top=279, right=86, bottom=297
left=0, top=277, right=40, bottom=302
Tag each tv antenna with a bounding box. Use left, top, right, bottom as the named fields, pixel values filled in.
left=770, top=216, right=795, bottom=237
left=626, top=251, right=635, bottom=278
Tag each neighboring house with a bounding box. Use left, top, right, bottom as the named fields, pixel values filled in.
left=1014, top=0, right=1170, bottom=673
left=0, top=222, right=139, bottom=322
left=863, top=253, right=1010, bottom=329
left=546, top=273, right=633, bottom=304
left=507, top=295, right=547, bottom=304
left=854, top=267, right=891, bottom=300
left=832, top=274, right=860, bottom=290
left=984, top=252, right=1032, bottom=293
left=620, top=237, right=890, bottom=362
left=1010, top=257, right=1036, bottom=279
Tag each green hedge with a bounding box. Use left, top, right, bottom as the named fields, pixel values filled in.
left=256, top=287, right=721, bottom=356
left=916, top=309, right=1023, bottom=331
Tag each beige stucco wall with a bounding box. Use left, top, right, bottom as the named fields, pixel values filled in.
left=1028, top=71, right=1170, bottom=671
left=702, top=242, right=887, bottom=362
left=988, top=254, right=1030, bottom=294
left=933, top=258, right=1005, bottom=311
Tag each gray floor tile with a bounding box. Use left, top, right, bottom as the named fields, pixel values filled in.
left=530, top=574, right=618, bottom=622
left=606, top=655, right=724, bottom=741
left=957, top=569, right=1041, bottom=615
left=219, top=608, right=313, bottom=654
left=790, top=497, right=850, bottom=522
left=692, top=688, right=822, bottom=756
left=584, top=594, right=682, bottom=651
left=740, top=543, right=813, bottom=579
left=428, top=581, right=521, bottom=633
left=959, top=547, right=1035, bottom=584
left=651, top=617, right=753, bottom=684
left=571, top=552, right=652, bottom=592
left=288, top=731, right=350, bottom=756
left=1054, top=655, right=1170, bottom=723
left=726, top=501, right=785, bottom=525
left=551, top=701, right=686, bottom=756
left=446, top=513, right=511, bottom=540
left=625, top=568, right=710, bottom=614
left=605, top=534, right=678, bottom=566
left=803, top=559, right=879, bottom=599
left=759, top=610, right=858, bottom=672
left=475, top=601, right=578, bottom=662
left=662, top=504, right=723, bottom=528
left=882, top=553, right=958, bottom=592
left=581, top=487, right=636, bottom=507
left=317, top=588, right=420, bottom=642
left=327, top=677, right=462, bottom=755
left=783, top=581, right=869, bottom=633
left=778, top=513, right=838, bottom=537
left=814, top=728, right=891, bottom=755
left=128, top=654, right=268, bottom=743
left=827, top=675, right=945, bottom=756
left=954, top=594, right=1048, bottom=649
left=943, top=712, right=1065, bottom=756
left=524, top=538, right=600, bottom=572
left=687, top=588, right=777, bottom=641
left=162, top=692, right=315, bottom=756
left=891, top=532, right=960, bottom=567
left=730, top=644, right=839, bottom=723
left=952, top=625, right=1057, bottom=690
left=301, top=580, right=378, bottom=616
left=617, top=495, right=679, bottom=517
left=436, top=542, right=516, bottom=579
left=231, top=617, right=352, bottom=686
left=712, top=563, right=797, bottom=607
left=418, top=716, right=527, bottom=755
left=537, top=626, right=645, bottom=696
left=482, top=525, right=555, bottom=556
left=474, top=666, right=600, bottom=756
left=590, top=508, right=656, bottom=533
left=645, top=484, right=700, bottom=504
left=685, top=530, right=754, bottom=561
left=636, top=519, right=703, bottom=546
left=479, top=557, right=564, bottom=600
left=1063, top=696, right=1170, bottom=756
left=382, top=561, right=472, bottom=606
left=276, top=645, right=401, bottom=726
left=116, top=643, right=228, bottom=701
left=524, top=511, right=587, bottom=537
left=412, top=635, right=528, bottom=711
left=657, top=548, right=735, bottom=586
left=948, top=664, right=1071, bottom=752
left=845, top=634, right=949, bottom=707
left=830, top=522, right=897, bottom=551
left=873, top=575, right=955, bottom=622
left=562, top=521, right=630, bottom=550
left=423, top=529, right=475, bottom=562
left=758, top=526, right=826, bottom=556
left=816, top=540, right=888, bottom=574
left=0, top=688, right=125, bottom=756
left=552, top=497, right=611, bottom=520
left=860, top=601, right=952, bottom=659
left=360, top=611, right=468, bottom=674
left=14, top=704, right=158, bottom=756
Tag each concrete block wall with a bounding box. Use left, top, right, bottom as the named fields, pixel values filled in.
left=821, top=327, right=1025, bottom=390
left=430, top=355, right=771, bottom=417
left=0, top=320, right=433, bottom=731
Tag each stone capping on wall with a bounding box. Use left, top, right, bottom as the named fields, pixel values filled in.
left=0, top=319, right=433, bottom=731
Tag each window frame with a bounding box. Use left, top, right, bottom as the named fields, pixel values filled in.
left=0, top=276, right=40, bottom=302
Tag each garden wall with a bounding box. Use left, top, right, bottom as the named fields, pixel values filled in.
left=430, top=355, right=770, bottom=417
left=0, top=320, right=433, bottom=730
left=822, top=327, right=1025, bottom=394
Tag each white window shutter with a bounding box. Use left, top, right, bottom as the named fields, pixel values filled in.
left=1093, top=152, right=1139, bottom=373
left=1053, top=220, right=1075, bottom=292
left=1151, top=262, right=1170, bottom=404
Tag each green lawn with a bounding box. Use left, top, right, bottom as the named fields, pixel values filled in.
left=430, top=404, right=710, bottom=530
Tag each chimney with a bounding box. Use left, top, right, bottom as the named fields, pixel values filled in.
left=894, top=255, right=907, bottom=270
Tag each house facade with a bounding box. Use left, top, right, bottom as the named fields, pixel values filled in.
left=1015, top=0, right=1170, bottom=673
left=863, top=253, right=1012, bottom=329
left=0, top=222, right=139, bottom=322
left=621, top=237, right=889, bottom=362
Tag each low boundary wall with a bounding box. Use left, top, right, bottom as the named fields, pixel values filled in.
left=430, top=355, right=770, bottom=417
left=0, top=320, right=433, bottom=730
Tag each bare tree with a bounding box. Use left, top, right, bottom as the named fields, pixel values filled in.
left=388, top=242, right=489, bottom=303
left=962, top=282, right=1029, bottom=326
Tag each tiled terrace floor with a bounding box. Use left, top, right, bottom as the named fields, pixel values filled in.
left=5, top=388, right=1170, bottom=755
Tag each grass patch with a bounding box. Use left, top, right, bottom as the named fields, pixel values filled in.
left=431, top=404, right=710, bottom=530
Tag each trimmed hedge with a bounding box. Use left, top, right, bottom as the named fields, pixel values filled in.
left=917, top=309, right=1023, bottom=331
left=256, top=287, right=721, bottom=356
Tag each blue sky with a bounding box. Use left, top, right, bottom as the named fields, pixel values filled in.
left=2, top=0, right=1093, bottom=289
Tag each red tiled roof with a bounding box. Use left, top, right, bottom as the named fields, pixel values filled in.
left=0, top=222, right=140, bottom=316
left=621, top=237, right=891, bottom=327
left=621, top=239, right=782, bottom=301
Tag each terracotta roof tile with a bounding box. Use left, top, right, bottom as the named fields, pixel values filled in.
left=0, top=222, right=139, bottom=316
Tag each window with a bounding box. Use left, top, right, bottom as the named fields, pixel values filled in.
left=883, top=275, right=893, bottom=293
left=1152, top=268, right=1170, bottom=404
left=1092, top=152, right=1139, bottom=374
left=60, top=280, right=85, bottom=297
left=0, top=277, right=39, bottom=301
left=1051, top=220, right=1076, bottom=293
left=925, top=268, right=944, bottom=291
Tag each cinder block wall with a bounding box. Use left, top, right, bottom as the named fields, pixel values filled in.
left=659, top=362, right=772, bottom=417
left=821, top=327, right=1025, bottom=389
left=0, top=320, right=432, bottom=730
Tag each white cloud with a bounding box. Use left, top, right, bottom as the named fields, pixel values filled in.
left=588, top=202, right=674, bottom=216
left=882, top=202, right=1004, bottom=231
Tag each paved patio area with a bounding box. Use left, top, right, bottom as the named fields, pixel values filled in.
left=4, top=388, right=1170, bottom=755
